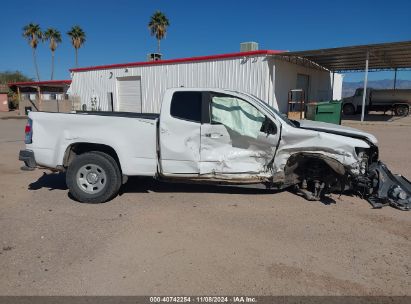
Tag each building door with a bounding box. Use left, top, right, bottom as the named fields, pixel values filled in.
left=116, top=76, right=142, bottom=112
left=296, top=74, right=310, bottom=101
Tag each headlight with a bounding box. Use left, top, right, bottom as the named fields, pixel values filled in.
left=355, top=148, right=369, bottom=175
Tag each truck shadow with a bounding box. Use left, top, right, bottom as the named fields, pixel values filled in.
left=291, top=188, right=337, bottom=206
left=27, top=172, right=276, bottom=195
left=28, top=172, right=68, bottom=191
left=123, top=178, right=338, bottom=205
left=120, top=176, right=278, bottom=195
left=28, top=173, right=336, bottom=205
left=124, top=178, right=339, bottom=205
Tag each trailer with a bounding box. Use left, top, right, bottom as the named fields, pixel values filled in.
left=342, top=88, right=411, bottom=116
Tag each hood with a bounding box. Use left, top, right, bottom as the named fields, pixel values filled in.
left=297, top=119, right=378, bottom=145
left=341, top=96, right=353, bottom=103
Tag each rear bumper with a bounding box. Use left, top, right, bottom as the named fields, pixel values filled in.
left=19, top=149, right=36, bottom=171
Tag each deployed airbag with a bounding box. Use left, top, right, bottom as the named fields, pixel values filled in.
left=211, top=96, right=265, bottom=139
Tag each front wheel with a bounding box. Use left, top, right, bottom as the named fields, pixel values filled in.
left=342, top=103, right=356, bottom=115
left=66, top=152, right=122, bottom=203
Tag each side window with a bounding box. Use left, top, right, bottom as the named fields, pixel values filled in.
left=170, top=91, right=202, bottom=122
left=211, top=94, right=266, bottom=138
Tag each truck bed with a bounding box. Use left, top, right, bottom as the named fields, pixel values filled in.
left=27, top=111, right=159, bottom=176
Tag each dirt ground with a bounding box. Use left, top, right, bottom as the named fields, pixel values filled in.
left=0, top=112, right=410, bottom=296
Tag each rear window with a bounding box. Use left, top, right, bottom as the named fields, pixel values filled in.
left=170, top=92, right=202, bottom=122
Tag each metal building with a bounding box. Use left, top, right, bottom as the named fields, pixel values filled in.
left=68, top=50, right=343, bottom=114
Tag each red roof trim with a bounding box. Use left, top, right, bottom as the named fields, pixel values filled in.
left=8, top=80, right=72, bottom=86
left=70, top=50, right=285, bottom=72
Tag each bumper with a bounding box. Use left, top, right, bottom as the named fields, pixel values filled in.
left=366, top=162, right=411, bottom=211
left=19, top=149, right=37, bottom=171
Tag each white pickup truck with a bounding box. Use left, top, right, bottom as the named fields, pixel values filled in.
left=19, top=88, right=411, bottom=210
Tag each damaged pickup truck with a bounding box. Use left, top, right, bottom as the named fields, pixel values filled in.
left=19, top=88, right=411, bottom=210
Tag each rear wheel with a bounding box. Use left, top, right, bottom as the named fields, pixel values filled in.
left=343, top=103, right=355, bottom=115
left=394, top=104, right=409, bottom=116
left=66, top=152, right=122, bottom=203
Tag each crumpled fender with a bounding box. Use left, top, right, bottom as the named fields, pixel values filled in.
left=273, top=126, right=370, bottom=183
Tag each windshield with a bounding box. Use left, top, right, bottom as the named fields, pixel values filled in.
left=263, top=102, right=298, bottom=127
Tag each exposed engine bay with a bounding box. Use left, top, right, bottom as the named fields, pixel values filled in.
left=283, top=138, right=411, bottom=211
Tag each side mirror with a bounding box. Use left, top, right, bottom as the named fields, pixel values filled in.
left=260, top=117, right=277, bottom=135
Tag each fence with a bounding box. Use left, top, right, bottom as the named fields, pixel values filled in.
left=19, top=97, right=81, bottom=116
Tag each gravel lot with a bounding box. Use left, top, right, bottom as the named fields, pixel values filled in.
left=0, top=113, right=410, bottom=295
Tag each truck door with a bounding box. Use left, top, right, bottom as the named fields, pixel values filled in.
left=199, top=92, right=280, bottom=177
left=353, top=88, right=371, bottom=110
left=159, top=91, right=202, bottom=174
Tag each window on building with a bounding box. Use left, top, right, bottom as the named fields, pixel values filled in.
left=170, top=91, right=202, bottom=122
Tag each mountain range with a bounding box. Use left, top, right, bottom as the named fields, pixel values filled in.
left=342, top=79, right=411, bottom=97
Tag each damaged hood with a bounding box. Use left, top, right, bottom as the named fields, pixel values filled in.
left=297, top=120, right=378, bottom=145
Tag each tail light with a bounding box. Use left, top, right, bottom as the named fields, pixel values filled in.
left=24, top=118, right=33, bottom=144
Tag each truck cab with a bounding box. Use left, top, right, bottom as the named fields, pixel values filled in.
left=342, top=88, right=371, bottom=115
left=158, top=89, right=280, bottom=179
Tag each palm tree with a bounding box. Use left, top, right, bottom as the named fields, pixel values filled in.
left=22, top=23, right=42, bottom=81
left=43, top=28, right=62, bottom=80
left=148, top=11, right=170, bottom=54
left=67, top=25, right=86, bottom=67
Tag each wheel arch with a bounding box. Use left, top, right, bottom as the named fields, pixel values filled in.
left=342, top=102, right=356, bottom=115
left=63, top=142, right=122, bottom=173
left=282, top=152, right=347, bottom=186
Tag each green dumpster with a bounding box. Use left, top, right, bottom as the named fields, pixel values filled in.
left=306, top=100, right=342, bottom=125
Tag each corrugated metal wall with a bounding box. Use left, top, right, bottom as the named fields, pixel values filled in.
left=68, top=55, right=342, bottom=114
left=270, top=58, right=343, bottom=113
left=69, top=55, right=272, bottom=113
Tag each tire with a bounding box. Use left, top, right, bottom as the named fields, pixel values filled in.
left=342, top=103, right=355, bottom=115
left=66, top=152, right=122, bottom=203
left=394, top=105, right=409, bottom=116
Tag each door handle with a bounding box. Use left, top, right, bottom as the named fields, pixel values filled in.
left=205, top=133, right=223, bottom=139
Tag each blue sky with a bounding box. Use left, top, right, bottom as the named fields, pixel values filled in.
left=1, top=0, right=410, bottom=82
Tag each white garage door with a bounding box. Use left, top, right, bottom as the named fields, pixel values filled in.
left=117, top=76, right=142, bottom=112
